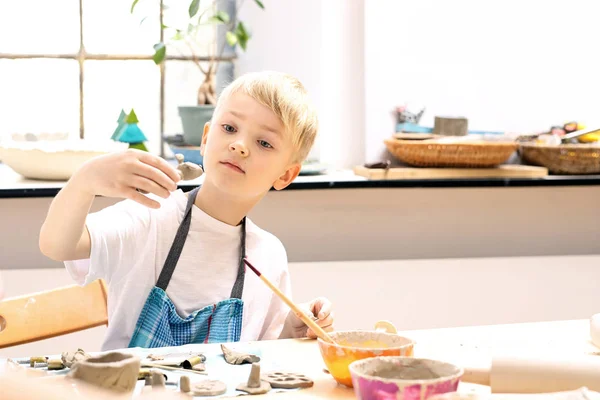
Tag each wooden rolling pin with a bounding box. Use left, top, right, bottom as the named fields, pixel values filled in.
left=462, top=355, right=600, bottom=393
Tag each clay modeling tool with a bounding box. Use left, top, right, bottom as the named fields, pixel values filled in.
left=141, top=362, right=208, bottom=375
left=243, top=258, right=336, bottom=344
left=461, top=355, right=600, bottom=393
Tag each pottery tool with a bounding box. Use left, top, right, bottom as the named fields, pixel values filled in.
left=140, top=362, right=208, bottom=375
left=461, top=355, right=600, bottom=393
left=243, top=258, right=336, bottom=344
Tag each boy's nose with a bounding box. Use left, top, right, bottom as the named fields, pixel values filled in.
left=229, top=141, right=248, bottom=157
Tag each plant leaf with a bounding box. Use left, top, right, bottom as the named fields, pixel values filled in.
left=188, top=0, right=200, bottom=18
left=130, top=0, right=140, bottom=13
left=225, top=31, right=238, bottom=47
left=209, top=10, right=230, bottom=24
left=235, top=22, right=250, bottom=51
left=253, top=0, right=265, bottom=9
left=173, top=30, right=184, bottom=40
left=152, top=42, right=166, bottom=64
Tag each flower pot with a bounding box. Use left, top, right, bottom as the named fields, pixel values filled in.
left=178, top=105, right=215, bottom=146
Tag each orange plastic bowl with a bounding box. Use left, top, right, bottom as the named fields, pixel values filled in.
left=318, top=331, right=415, bottom=387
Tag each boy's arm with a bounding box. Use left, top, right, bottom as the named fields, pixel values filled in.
left=39, top=175, right=95, bottom=261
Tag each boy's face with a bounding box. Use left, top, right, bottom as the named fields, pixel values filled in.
left=200, top=93, right=301, bottom=199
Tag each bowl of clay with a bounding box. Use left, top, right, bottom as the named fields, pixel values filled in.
left=67, top=352, right=141, bottom=393
left=0, top=138, right=128, bottom=180
left=318, top=331, right=415, bottom=387
left=349, top=356, right=463, bottom=400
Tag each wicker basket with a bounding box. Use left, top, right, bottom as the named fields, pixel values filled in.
left=384, top=138, right=518, bottom=168
left=520, top=143, right=600, bottom=174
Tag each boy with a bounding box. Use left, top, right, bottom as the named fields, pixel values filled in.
left=39, top=71, right=334, bottom=351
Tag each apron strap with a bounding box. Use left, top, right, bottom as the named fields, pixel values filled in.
left=156, top=187, right=247, bottom=300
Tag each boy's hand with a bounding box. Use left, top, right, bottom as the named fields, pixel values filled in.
left=283, top=297, right=335, bottom=339
left=71, top=149, right=181, bottom=209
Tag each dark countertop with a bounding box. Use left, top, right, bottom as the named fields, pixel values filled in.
left=1, top=163, right=600, bottom=198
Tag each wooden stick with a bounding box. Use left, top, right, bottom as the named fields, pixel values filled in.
left=243, top=258, right=336, bottom=344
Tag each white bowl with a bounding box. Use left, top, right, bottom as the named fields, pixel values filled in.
left=0, top=139, right=128, bottom=181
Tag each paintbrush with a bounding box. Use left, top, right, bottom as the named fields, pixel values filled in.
left=243, top=258, right=336, bottom=344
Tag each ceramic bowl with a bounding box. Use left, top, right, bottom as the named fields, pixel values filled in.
left=0, top=139, right=128, bottom=180
left=318, top=331, right=415, bottom=388
left=349, top=356, right=463, bottom=400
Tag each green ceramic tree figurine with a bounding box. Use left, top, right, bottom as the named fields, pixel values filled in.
left=110, top=109, right=127, bottom=140
left=114, top=109, right=148, bottom=151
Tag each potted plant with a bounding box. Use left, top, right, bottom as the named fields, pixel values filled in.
left=131, top=0, right=265, bottom=146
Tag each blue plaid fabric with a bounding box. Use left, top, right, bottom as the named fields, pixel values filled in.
left=128, top=286, right=244, bottom=349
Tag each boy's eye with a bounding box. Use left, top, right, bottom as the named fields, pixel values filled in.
left=258, top=140, right=273, bottom=149
left=222, top=124, right=236, bottom=133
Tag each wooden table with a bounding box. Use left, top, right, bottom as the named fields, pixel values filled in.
left=2, top=319, right=596, bottom=399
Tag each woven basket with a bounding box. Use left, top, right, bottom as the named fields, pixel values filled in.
left=384, top=138, right=518, bottom=168
left=520, top=143, right=600, bottom=174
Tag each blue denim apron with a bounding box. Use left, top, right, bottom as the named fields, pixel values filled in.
left=128, top=186, right=246, bottom=348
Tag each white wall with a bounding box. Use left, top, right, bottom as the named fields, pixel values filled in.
left=233, top=1, right=600, bottom=166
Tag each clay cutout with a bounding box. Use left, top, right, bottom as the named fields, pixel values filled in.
left=261, top=372, right=314, bottom=389
left=237, top=363, right=271, bottom=395
left=175, top=154, right=204, bottom=181
left=180, top=376, right=191, bottom=393
left=67, top=352, right=141, bottom=393
left=61, top=348, right=91, bottom=368
left=191, top=379, right=227, bottom=397
left=221, top=344, right=260, bottom=365
left=47, top=359, right=66, bottom=370
left=192, top=363, right=206, bottom=372
left=151, top=370, right=166, bottom=388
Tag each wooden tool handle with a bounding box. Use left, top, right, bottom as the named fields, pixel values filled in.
left=243, top=259, right=335, bottom=344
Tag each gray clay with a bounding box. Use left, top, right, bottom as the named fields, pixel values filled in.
left=180, top=376, right=191, bottom=393
left=61, top=348, right=91, bottom=368
left=67, top=352, right=141, bottom=393
left=261, top=372, right=314, bottom=389
left=237, top=363, right=271, bottom=395
left=221, top=344, right=260, bottom=365
left=175, top=154, right=204, bottom=181
left=191, top=379, right=227, bottom=397
left=151, top=370, right=166, bottom=388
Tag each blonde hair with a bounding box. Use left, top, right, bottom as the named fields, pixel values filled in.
left=215, top=71, right=318, bottom=163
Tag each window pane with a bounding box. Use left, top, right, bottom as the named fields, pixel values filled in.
left=0, top=0, right=80, bottom=53
left=164, top=60, right=211, bottom=136
left=84, top=61, right=160, bottom=153
left=162, top=0, right=217, bottom=58
left=83, top=0, right=159, bottom=55
left=0, top=60, right=79, bottom=136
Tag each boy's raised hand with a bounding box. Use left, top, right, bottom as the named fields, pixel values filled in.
left=283, top=297, right=335, bottom=339
left=72, top=149, right=181, bottom=209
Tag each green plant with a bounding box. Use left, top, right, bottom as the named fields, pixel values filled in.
left=131, top=0, right=265, bottom=105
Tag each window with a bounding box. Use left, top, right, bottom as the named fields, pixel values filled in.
left=0, top=0, right=232, bottom=155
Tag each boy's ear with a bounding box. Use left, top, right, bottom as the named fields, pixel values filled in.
left=273, top=163, right=302, bottom=191
left=200, top=122, right=211, bottom=156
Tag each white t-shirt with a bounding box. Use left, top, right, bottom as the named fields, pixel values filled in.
left=64, top=189, right=292, bottom=351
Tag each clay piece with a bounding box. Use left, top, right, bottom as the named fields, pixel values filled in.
left=261, top=372, right=314, bottom=389
left=61, top=348, right=91, bottom=368
left=180, top=376, right=191, bottom=393
left=67, top=352, right=141, bottom=393
left=175, top=153, right=204, bottom=181
left=192, top=363, right=206, bottom=372
left=151, top=370, right=166, bottom=388
left=191, top=379, right=227, bottom=397
left=47, top=359, right=66, bottom=370
left=237, top=363, right=271, bottom=395
left=221, top=344, right=260, bottom=365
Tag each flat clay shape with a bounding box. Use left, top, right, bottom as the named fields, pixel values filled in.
left=221, top=344, right=260, bottom=365
left=236, top=363, right=271, bottom=395
left=67, top=352, right=141, bottom=393
left=191, top=379, right=227, bottom=397
left=261, top=372, right=314, bottom=389
left=61, top=348, right=91, bottom=368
